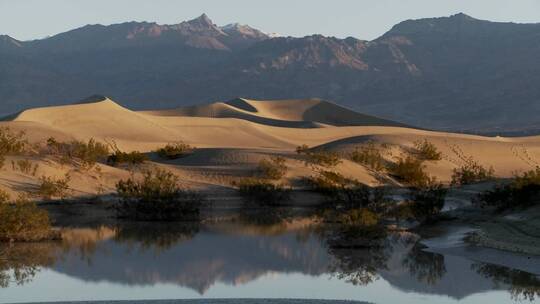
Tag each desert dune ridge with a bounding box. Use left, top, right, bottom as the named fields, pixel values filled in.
left=2, top=96, right=540, bottom=201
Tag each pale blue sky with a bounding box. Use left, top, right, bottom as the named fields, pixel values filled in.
left=1, top=0, right=540, bottom=41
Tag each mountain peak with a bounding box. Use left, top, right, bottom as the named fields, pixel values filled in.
left=449, top=12, right=476, bottom=21
left=188, top=13, right=215, bottom=28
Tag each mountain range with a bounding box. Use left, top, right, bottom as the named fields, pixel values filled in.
left=1, top=13, right=540, bottom=133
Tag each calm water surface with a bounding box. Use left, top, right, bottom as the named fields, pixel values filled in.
left=0, top=221, right=538, bottom=304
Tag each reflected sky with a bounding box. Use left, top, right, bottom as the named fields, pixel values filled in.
left=0, top=221, right=538, bottom=304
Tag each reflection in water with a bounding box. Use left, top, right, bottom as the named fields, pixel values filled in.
left=0, top=242, right=58, bottom=288
left=473, top=263, right=540, bottom=301
left=0, top=220, right=539, bottom=302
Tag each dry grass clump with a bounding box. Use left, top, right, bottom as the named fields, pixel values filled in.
left=115, top=168, right=204, bottom=221
left=258, top=156, right=288, bottom=180
left=296, top=144, right=342, bottom=168
left=46, top=137, right=109, bottom=169
left=37, top=174, right=71, bottom=200
left=350, top=142, right=387, bottom=171
left=233, top=178, right=291, bottom=207
left=451, top=157, right=495, bottom=185
left=11, top=159, right=39, bottom=176
left=156, top=142, right=194, bottom=160
left=414, top=139, right=442, bottom=161
left=0, top=192, right=56, bottom=242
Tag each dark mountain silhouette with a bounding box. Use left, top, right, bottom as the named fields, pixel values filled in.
left=1, top=13, right=540, bottom=132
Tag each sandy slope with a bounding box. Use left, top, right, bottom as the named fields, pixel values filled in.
left=2, top=96, right=540, bottom=201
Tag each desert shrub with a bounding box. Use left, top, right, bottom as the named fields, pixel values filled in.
left=115, top=168, right=204, bottom=221
left=389, top=155, right=430, bottom=187
left=406, top=180, right=448, bottom=224
left=156, top=142, right=194, bottom=160
left=451, top=157, right=495, bottom=185
left=37, top=174, right=71, bottom=200
left=0, top=128, right=28, bottom=169
left=46, top=137, right=109, bottom=169
left=296, top=145, right=342, bottom=168
left=350, top=142, right=386, bottom=171
left=107, top=150, right=148, bottom=166
left=258, top=156, right=288, bottom=180
left=328, top=208, right=387, bottom=248
left=234, top=178, right=291, bottom=206
left=0, top=195, right=56, bottom=242
left=13, top=159, right=39, bottom=176
left=414, top=139, right=442, bottom=161
left=476, top=168, right=540, bottom=211
left=306, top=171, right=392, bottom=212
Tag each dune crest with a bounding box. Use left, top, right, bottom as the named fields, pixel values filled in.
left=143, top=98, right=407, bottom=129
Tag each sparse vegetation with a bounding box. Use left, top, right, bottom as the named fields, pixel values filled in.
left=0, top=193, right=57, bottom=242
left=12, top=159, right=39, bottom=176
left=234, top=178, right=291, bottom=206
left=46, top=137, right=109, bottom=169
left=389, top=155, right=431, bottom=187
left=476, top=168, right=540, bottom=211
left=258, top=156, right=288, bottom=180
left=0, top=128, right=29, bottom=168
left=107, top=150, right=148, bottom=166
left=406, top=180, right=448, bottom=223
left=115, top=168, right=204, bottom=220
left=451, top=157, right=495, bottom=185
left=37, top=174, right=71, bottom=200
left=350, top=142, right=386, bottom=171
left=156, top=142, right=194, bottom=160
left=296, top=144, right=342, bottom=168
left=414, top=139, right=442, bottom=161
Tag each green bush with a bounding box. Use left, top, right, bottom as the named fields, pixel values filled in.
left=350, top=142, right=386, bottom=171
left=476, top=168, right=540, bottom=211
left=389, top=155, right=430, bottom=187
left=258, top=156, right=288, bottom=180
left=234, top=178, right=291, bottom=206
left=156, top=142, right=194, bottom=160
left=451, top=157, right=495, bottom=185
left=0, top=194, right=56, bottom=242
left=115, top=168, right=204, bottom=220
left=107, top=150, right=148, bottom=166
left=414, top=139, right=442, bottom=161
left=296, top=145, right=342, bottom=168
left=46, top=137, right=109, bottom=169
left=37, top=174, right=71, bottom=200
left=406, top=180, right=448, bottom=223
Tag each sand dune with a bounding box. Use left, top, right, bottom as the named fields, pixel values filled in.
left=2, top=96, right=540, bottom=200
